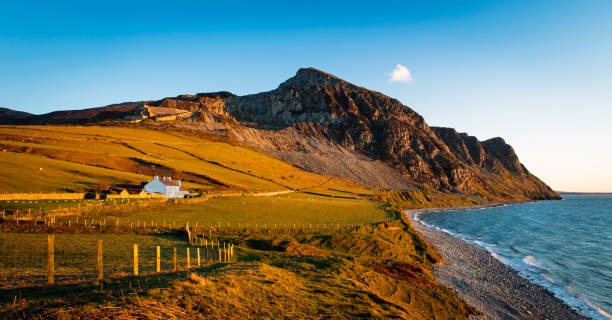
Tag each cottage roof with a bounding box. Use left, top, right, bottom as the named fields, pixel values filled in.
left=149, top=176, right=188, bottom=194
left=160, top=179, right=179, bottom=187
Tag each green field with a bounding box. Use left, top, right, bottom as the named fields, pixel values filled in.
left=62, top=192, right=391, bottom=228
left=0, top=232, right=222, bottom=286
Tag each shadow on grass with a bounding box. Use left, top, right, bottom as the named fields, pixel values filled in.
left=237, top=247, right=338, bottom=272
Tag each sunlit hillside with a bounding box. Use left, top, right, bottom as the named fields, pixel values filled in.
left=0, top=125, right=362, bottom=193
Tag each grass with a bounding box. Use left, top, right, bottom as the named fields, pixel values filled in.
left=378, top=187, right=483, bottom=210
left=0, top=217, right=478, bottom=319
left=0, top=124, right=487, bottom=318
left=63, top=192, right=392, bottom=227
left=0, top=198, right=149, bottom=211
left=300, top=187, right=375, bottom=199
left=0, top=151, right=161, bottom=193
left=0, top=233, right=201, bottom=285
left=0, top=125, right=366, bottom=193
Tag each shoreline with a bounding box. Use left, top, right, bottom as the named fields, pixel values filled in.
left=406, top=205, right=591, bottom=320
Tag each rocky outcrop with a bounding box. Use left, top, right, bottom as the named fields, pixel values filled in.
left=431, top=127, right=559, bottom=199
left=211, top=68, right=558, bottom=200
left=0, top=68, right=560, bottom=200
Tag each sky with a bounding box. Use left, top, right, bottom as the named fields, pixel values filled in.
left=1, top=0, right=611, bottom=192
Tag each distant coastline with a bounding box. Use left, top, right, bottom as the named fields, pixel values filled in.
left=557, top=191, right=612, bottom=195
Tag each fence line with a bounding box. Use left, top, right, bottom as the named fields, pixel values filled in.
left=0, top=211, right=396, bottom=235
left=0, top=234, right=235, bottom=288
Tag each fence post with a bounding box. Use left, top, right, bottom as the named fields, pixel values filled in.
left=197, top=248, right=201, bottom=267
left=218, top=248, right=222, bottom=262
left=187, top=248, right=191, bottom=269
left=97, top=239, right=103, bottom=280
left=133, top=244, right=139, bottom=275
left=47, top=234, right=54, bottom=285
left=173, top=247, right=177, bottom=272
left=186, top=223, right=192, bottom=245
left=205, top=244, right=209, bottom=262
left=156, top=246, right=160, bottom=272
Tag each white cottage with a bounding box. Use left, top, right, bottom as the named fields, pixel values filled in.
left=143, top=176, right=190, bottom=198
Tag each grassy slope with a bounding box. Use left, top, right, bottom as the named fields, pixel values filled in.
left=0, top=152, right=157, bottom=193
left=0, top=218, right=478, bottom=319
left=0, top=125, right=361, bottom=193
left=378, top=188, right=483, bottom=210
left=0, top=124, right=489, bottom=319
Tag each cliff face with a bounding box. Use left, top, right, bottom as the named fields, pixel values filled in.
left=0, top=68, right=560, bottom=200
left=431, top=127, right=559, bottom=200
left=216, top=68, right=558, bottom=200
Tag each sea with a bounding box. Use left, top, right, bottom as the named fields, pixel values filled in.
left=416, top=194, right=612, bottom=320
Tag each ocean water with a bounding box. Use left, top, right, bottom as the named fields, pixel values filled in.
left=417, top=194, right=612, bottom=320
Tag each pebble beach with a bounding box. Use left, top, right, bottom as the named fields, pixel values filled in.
left=407, top=208, right=590, bottom=320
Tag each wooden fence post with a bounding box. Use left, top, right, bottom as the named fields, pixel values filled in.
left=218, top=248, right=222, bottom=262
left=197, top=248, right=201, bottom=267
left=133, top=244, right=139, bottom=275
left=173, top=247, right=177, bottom=272
left=47, top=234, right=54, bottom=285
left=186, top=223, right=192, bottom=245
left=187, top=248, right=191, bottom=269
left=156, top=246, right=160, bottom=272
left=97, top=240, right=103, bottom=280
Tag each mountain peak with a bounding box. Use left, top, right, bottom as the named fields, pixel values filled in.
left=279, top=67, right=357, bottom=89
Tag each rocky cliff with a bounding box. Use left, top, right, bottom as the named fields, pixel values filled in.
left=0, top=68, right=560, bottom=200
left=218, top=68, right=557, bottom=200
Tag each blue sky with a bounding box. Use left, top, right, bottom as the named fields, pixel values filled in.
left=1, top=0, right=611, bottom=192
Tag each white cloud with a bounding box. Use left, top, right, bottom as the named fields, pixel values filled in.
left=388, top=64, right=414, bottom=83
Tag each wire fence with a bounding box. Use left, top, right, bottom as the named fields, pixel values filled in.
left=0, top=233, right=232, bottom=288
left=0, top=212, right=396, bottom=235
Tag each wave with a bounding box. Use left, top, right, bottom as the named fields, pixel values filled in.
left=523, top=255, right=543, bottom=269
left=413, top=210, right=612, bottom=320
left=584, top=300, right=612, bottom=320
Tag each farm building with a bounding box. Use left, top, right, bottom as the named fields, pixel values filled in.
left=142, top=176, right=190, bottom=198
left=119, top=189, right=130, bottom=198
